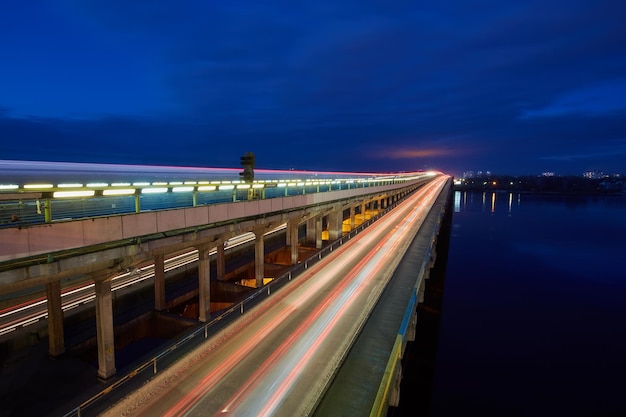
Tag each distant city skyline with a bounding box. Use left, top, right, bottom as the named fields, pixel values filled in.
left=461, top=169, right=624, bottom=179
left=1, top=1, right=625, bottom=177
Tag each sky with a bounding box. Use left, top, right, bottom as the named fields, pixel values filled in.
left=1, top=0, right=625, bottom=177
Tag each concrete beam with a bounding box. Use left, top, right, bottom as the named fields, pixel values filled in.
left=0, top=245, right=146, bottom=296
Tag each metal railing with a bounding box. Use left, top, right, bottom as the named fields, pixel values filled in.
left=0, top=179, right=402, bottom=228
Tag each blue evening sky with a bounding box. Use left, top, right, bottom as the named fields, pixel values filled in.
left=1, top=0, right=625, bottom=176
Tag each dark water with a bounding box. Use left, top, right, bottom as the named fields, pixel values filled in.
left=429, top=191, right=626, bottom=417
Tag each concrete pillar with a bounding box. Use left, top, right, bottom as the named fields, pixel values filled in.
left=216, top=241, right=226, bottom=281
left=154, top=254, right=166, bottom=311
left=286, top=222, right=292, bottom=246
left=389, top=364, right=402, bottom=407
left=407, top=310, right=417, bottom=342
left=95, top=278, right=116, bottom=379
left=360, top=202, right=366, bottom=222
left=418, top=279, right=426, bottom=303
left=349, top=205, right=355, bottom=231
left=288, top=219, right=299, bottom=265
left=306, top=217, right=317, bottom=246
left=254, top=229, right=265, bottom=288
left=315, top=217, right=323, bottom=248
left=328, top=210, right=343, bottom=240
left=198, top=247, right=211, bottom=322
left=46, top=281, right=65, bottom=357
left=429, top=247, right=438, bottom=269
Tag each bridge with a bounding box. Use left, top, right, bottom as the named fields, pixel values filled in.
left=0, top=161, right=452, bottom=416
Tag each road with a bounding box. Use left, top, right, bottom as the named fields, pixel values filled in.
left=102, top=175, right=449, bottom=417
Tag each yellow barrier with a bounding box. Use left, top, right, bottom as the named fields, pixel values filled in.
left=369, top=334, right=402, bottom=417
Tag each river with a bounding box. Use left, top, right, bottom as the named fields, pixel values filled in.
left=428, top=190, right=626, bottom=416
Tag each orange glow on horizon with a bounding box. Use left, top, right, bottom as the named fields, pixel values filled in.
left=372, top=147, right=455, bottom=160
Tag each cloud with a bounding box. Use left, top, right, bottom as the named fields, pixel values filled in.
left=521, top=80, right=626, bottom=119
left=2, top=0, right=626, bottom=176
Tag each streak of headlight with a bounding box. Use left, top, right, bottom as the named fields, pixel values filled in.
left=215, top=184, right=431, bottom=416
left=195, top=179, right=444, bottom=416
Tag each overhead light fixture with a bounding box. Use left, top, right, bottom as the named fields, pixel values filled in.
left=142, top=187, right=168, bottom=194
left=198, top=185, right=217, bottom=191
left=172, top=186, right=194, bottom=193
left=103, top=189, right=135, bottom=196
left=24, top=183, right=53, bottom=189
left=53, top=190, right=95, bottom=198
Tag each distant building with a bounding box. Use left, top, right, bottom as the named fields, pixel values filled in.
left=583, top=170, right=607, bottom=179
left=463, top=170, right=492, bottom=179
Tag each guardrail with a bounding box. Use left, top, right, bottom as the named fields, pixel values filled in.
left=61, top=193, right=407, bottom=417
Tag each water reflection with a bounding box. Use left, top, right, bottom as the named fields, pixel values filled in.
left=433, top=191, right=626, bottom=417
left=454, top=190, right=521, bottom=214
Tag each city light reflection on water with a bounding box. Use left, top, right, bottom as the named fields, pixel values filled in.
left=454, top=190, right=523, bottom=214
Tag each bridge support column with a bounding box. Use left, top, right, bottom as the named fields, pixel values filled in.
left=418, top=279, right=426, bottom=303
left=315, top=217, right=323, bottom=248
left=288, top=219, right=299, bottom=265
left=216, top=241, right=226, bottom=281
left=154, top=254, right=166, bottom=311
left=198, top=246, right=211, bottom=322
left=349, top=205, right=355, bottom=231
left=429, top=247, right=437, bottom=269
left=254, top=229, right=265, bottom=288
left=406, top=310, right=417, bottom=342
left=328, top=210, right=343, bottom=241
left=360, top=202, right=366, bottom=222
left=46, top=280, right=65, bottom=357
left=389, top=363, right=402, bottom=407
left=94, top=278, right=116, bottom=379
left=307, top=216, right=322, bottom=249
